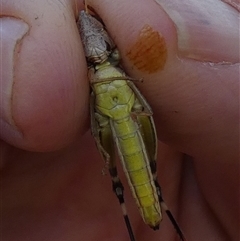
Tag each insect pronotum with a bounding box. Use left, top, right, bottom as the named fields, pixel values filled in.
left=77, top=6, right=186, bottom=241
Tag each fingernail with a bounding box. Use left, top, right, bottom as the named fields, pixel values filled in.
left=155, top=0, right=239, bottom=63
left=0, top=17, right=29, bottom=139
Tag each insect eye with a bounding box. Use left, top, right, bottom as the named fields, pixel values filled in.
left=111, top=49, right=120, bottom=61
left=105, top=41, right=112, bottom=52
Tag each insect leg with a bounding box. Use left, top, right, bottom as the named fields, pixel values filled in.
left=127, top=80, right=153, bottom=116
left=90, top=92, right=135, bottom=241
left=150, top=160, right=186, bottom=240
left=90, top=92, right=111, bottom=168
left=138, top=115, right=186, bottom=240
left=136, top=120, right=186, bottom=240
left=127, top=79, right=158, bottom=164
left=109, top=165, right=136, bottom=241
left=127, top=82, right=186, bottom=240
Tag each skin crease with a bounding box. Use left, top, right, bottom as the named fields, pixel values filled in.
left=0, top=0, right=239, bottom=241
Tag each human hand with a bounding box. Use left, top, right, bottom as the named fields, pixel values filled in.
left=1, top=0, right=239, bottom=241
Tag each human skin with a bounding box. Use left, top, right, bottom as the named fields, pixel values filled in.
left=0, top=0, right=239, bottom=241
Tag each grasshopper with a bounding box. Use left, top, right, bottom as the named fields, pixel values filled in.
left=77, top=9, right=186, bottom=241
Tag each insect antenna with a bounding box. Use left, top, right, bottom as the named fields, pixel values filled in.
left=83, top=1, right=105, bottom=25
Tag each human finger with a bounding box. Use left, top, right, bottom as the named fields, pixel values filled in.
left=1, top=0, right=88, bottom=151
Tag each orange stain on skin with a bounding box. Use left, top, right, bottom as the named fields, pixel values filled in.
left=126, top=25, right=167, bottom=73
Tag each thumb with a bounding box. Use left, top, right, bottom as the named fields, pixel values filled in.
left=1, top=0, right=88, bottom=151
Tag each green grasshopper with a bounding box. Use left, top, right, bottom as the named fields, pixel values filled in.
left=77, top=9, right=185, bottom=241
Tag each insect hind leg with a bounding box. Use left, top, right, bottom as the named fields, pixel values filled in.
left=109, top=166, right=136, bottom=241
left=150, top=160, right=186, bottom=241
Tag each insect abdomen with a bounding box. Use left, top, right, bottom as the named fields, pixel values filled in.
left=113, top=118, right=162, bottom=229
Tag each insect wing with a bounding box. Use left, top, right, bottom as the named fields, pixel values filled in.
left=90, top=91, right=115, bottom=170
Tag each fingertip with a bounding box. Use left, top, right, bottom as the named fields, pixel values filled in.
left=155, top=0, right=239, bottom=63
left=82, top=0, right=238, bottom=161
left=1, top=1, right=89, bottom=151
left=89, top=0, right=177, bottom=71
